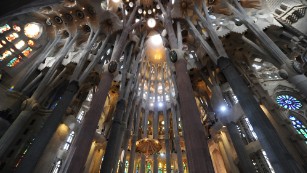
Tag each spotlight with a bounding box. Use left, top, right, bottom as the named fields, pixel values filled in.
left=158, top=102, right=163, bottom=107
left=220, top=105, right=227, bottom=112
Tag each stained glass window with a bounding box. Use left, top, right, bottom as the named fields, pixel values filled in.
left=15, top=40, right=26, bottom=50
left=63, top=131, right=75, bottom=150
left=124, top=161, right=129, bottom=173
left=6, top=33, right=19, bottom=42
left=27, top=40, right=35, bottom=47
left=7, top=56, right=22, bottom=67
left=51, top=159, right=62, bottom=173
left=0, top=24, right=11, bottom=33
left=276, top=95, right=302, bottom=110
left=0, top=50, right=12, bottom=61
left=22, top=47, right=32, bottom=57
left=13, top=25, right=21, bottom=32
left=289, top=115, right=307, bottom=144
left=0, top=23, right=37, bottom=69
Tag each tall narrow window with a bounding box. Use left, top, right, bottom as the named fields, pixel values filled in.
left=51, top=159, right=62, bottom=173
left=77, top=110, right=85, bottom=123
left=289, top=115, right=307, bottom=144
left=63, top=131, right=75, bottom=150
left=124, top=161, right=129, bottom=173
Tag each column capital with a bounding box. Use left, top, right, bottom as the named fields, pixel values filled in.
left=169, top=49, right=187, bottom=63
left=21, top=98, right=39, bottom=112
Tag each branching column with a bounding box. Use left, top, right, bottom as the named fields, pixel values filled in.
left=0, top=33, right=78, bottom=159
left=227, top=122, right=256, bottom=173
left=161, top=66, right=172, bottom=173
left=156, top=0, right=214, bottom=171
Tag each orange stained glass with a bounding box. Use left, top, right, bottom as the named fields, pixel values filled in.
left=22, top=47, right=32, bottom=57
left=6, top=33, right=19, bottom=42
left=7, top=57, right=20, bottom=67
left=13, top=25, right=21, bottom=32
left=0, top=50, right=12, bottom=61
left=28, top=40, right=35, bottom=47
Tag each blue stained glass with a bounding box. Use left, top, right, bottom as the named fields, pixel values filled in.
left=276, top=95, right=302, bottom=110
left=289, top=115, right=307, bottom=143
left=289, top=116, right=296, bottom=121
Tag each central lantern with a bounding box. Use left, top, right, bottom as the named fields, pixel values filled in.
left=136, top=138, right=162, bottom=159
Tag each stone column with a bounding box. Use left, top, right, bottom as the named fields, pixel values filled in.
left=216, top=136, right=232, bottom=173
left=100, top=99, right=126, bottom=173
left=161, top=68, right=172, bottom=173
left=22, top=72, right=43, bottom=95
left=128, top=62, right=147, bottom=173
left=153, top=109, right=159, bottom=173
left=84, top=143, right=98, bottom=173
left=170, top=104, right=184, bottom=173
left=166, top=58, right=184, bottom=173
left=118, top=100, right=136, bottom=173
left=118, top=50, right=144, bottom=173
left=140, top=64, right=153, bottom=173
left=15, top=81, right=79, bottom=173
left=228, top=0, right=307, bottom=97
left=0, top=98, right=38, bottom=158
left=218, top=57, right=303, bottom=173
left=226, top=122, right=256, bottom=173
left=153, top=65, right=159, bottom=173
left=220, top=131, right=240, bottom=173
left=171, top=51, right=214, bottom=173
left=14, top=35, right=61, bottom=92
left=66, top=71, right=113, bottom=173
left=31, top=34, right=78, bottom=100
left=128, top=105, right=142, bottom=173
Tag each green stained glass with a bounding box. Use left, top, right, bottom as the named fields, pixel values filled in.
left=0, top=24, right=10, bottom=33
left=289, top=116, right=307, bottom=143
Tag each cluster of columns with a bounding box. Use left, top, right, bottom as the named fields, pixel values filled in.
left=186, top=1, right=305, bottom=173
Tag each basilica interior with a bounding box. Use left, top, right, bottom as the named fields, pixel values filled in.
left=0, top=0, right=307, bottom=173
